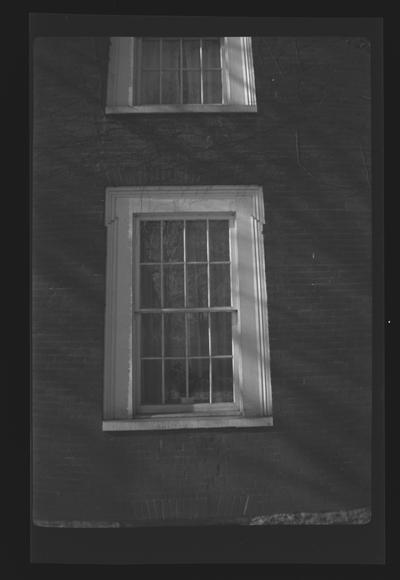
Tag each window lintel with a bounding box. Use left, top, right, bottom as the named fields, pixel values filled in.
left=105, top=186, right=265, bottom=225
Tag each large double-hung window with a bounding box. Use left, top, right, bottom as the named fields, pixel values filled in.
left=138, top=216, right=237, bottom=412
left=103, top=186, right=273, bottom=431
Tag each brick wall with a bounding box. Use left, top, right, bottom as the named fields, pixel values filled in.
left=32, top=36, right=372, bottom=524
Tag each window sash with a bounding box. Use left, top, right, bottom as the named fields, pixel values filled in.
left=136, top=37, right=224, bottom=106
left=135, top=215, right=238, bottom=411
left=137, top=312, right=237, bottom=407
left=103, top=186, right=271, bottom=429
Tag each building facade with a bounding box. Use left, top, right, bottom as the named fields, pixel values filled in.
left=32, top=34, right=372, bottom=526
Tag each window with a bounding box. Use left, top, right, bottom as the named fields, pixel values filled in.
left=106, top=37, right=257, bottom=113
left=138, top=217, right=236, bottom=411
left=103, top=186, right=272, bottom=430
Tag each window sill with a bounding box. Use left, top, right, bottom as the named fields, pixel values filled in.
left=105, top=104, right=257, bottom=115
left=102, top=415, right=273, bottom=431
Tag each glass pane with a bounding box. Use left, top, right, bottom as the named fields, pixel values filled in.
left=186, top=220, right=207, bottom=261
left=162, top=39, right=180, bottom=68
left=161, top=71, right=180, bottom=104
left=141, top=359, right=162, bottom=404
left=182, top=39, right=200, bottom=68
left=140, top=71, right=160, bottom=104
left=165, top=359, right=186, bottom=403
left=163, top=220, right=183, bottom=262
left=182, top=71, right=201, bottom=104
left=164, top=313, right=186, bottom=357
left=210, top=263, right=231, bottom=306
left=164, top=264, right=184, bottom=308
left=140, top=220, right=161, bottom=263
left=189, top=359, right=210, bottom=402
left=187, top=264, right=208, bottom=308
left=140, top=265, right=161, bottom=308
left=202, top=38, right=221, bottom=68
left=203, top=70, right=222, bottom=104
left=141, top=314, right=162, bottom=356
left=188, top=312, right=209, bottom=356
left=141, top=39, right=160, bottom=69
left=212, top=358, right=233, bottom=402
left=211, top=312, right=232, bottom=356
left=209, top=220, right=230, bottom=261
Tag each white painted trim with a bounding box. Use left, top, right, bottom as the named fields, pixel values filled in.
left=103, top=416, right=273, bottom=431
left=103, top=186, right=272, bottom=428
left=242, top=37, right=257, bottom=106
left=106, top=37, right=134, bottom=108
left=105, top=185, right=265, bottom=225
left=223, top=37, right=231, bottom=105
left=105, top=104, right=257, bottom=114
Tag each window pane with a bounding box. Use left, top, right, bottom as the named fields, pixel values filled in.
left=164, top=264, right=184, bottom=308
left=189, top=359, right=210, bottom=402
left=210, top=263, right=231, bottom=306
left=209, top=220, right=230, bottom=261
left=162, top=39, right=180, bottom=68
left=164, top=313, right=186, bottom=357
left=187, top=264, right=208, bottom=308
left=203, top=70, right=222, bottom=104
left=161, top=71, right=180, bottom=104
left=140, top=220, right=161, bottom=262
left=186, top=220, right=207, bottom=261
left=182, top=39, right=200, bottom=68
left=182, top=71, right=201, bottom=104
left=188, top=312, right=209, bottom=356
left=165, top=359, right=186, bottom=403
left=212, top=358, right=233, bottom=402
left=211, top=312, right=232, bottom=356
left=141, top=314, right=162, bottom=356
left=140, top=265, right=161, bottom=308
left=141, top=39, right=160, bottom=69
left=141, top=359, right=162, bottom=404
left=202, top=38, right=221, bottom=68
left=163, top=220, right=183, bottom=262
left=141, top=71, right=160, bottom=104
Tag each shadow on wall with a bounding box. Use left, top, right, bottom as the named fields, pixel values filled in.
left=33, top=205, right=371, bottom=521
left=34, top=36, right=371, bottom=191
left=32, top=36, right=372, bottom=522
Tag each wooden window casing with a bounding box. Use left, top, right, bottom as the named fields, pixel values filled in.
left=103, top=186, right=272, bottom=431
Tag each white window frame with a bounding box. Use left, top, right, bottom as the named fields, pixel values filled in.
left=103, top=186, right=272, bottom=431
left=106, top=37, right=257, bottom=114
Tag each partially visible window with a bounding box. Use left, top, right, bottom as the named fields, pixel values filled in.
left=139, top=38, right=223, bottom=105
left=106, top=37, right=257, bottom=113
left=103, top=186, right=272, bottom=431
